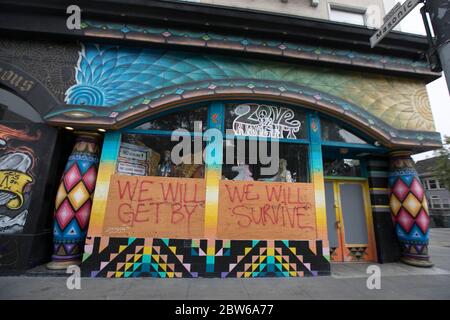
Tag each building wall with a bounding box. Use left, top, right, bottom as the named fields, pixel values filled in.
left=421, top=175, right=450, bottom=227
left=0, top=9, right=439, bottom=273
left=185, top=0, right=386, bottom=28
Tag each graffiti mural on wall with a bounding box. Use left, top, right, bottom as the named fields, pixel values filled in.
left=0, top=124, right=40, bottom=234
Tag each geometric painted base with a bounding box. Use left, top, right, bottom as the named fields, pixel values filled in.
left=346, top=246, right=369, bottom=262
left=399, top=241, right=433, bottom=268
left=81, top=237, right=331, bottom=278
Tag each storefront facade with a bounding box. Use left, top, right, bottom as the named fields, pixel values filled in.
left=0, top=1, right=442, bottom=276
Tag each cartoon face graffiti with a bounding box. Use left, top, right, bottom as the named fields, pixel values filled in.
left=0, top=124, right=40, bottom=234
left=0, top=153, right=32, bottom=208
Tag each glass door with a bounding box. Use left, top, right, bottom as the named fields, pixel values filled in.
left=325, top=180, right=376, bottom=262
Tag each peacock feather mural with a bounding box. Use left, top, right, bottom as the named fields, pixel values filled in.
left=65, top=43, right=257, bottom=107
left=62, top=42, right=436, bottom=134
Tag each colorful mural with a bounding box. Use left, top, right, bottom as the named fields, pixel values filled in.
left=0, top=123, right=63, bottom=271
left=43, top=43, right=439, bottom=148
left=0, top=124, right=40, bottom=234
left=80, top=106, right=332, bottom=278
left=48, top=134, right=100, bottom=269
left=389, top=152, right=432, bottom=267
left=82, top=236, right=330, bottom=278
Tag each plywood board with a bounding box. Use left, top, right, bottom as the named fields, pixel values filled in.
left=102, top=175, right=205, bottom=238
left=217, top=180, right=316, bottom=240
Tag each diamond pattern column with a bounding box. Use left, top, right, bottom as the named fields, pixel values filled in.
left=47, top=134, right=100, bottom=269
left=388, top=151, right=433, bottom=267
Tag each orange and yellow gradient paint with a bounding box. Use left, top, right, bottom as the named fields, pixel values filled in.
left=85, top=132, right=121, bottom=238
left=308, top=114, right=330, bottom=261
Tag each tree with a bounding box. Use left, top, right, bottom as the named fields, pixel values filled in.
left=433, top=136, right=450, bottom=190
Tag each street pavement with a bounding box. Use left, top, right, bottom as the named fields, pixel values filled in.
left=0, top=229, right=449, bottom=300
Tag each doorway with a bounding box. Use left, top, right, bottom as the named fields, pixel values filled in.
left=325, top=179, right=377, bottom=262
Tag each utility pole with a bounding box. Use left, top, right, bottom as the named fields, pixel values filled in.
left=425, top=0, right=450, bottom=93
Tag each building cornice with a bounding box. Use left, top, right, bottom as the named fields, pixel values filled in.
left=0, top=0, right=440, bottom=81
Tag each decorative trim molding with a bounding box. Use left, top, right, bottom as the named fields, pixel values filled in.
left=45, top=78, right=442, bottom=150
left=80, top=20, right=437, bottom=78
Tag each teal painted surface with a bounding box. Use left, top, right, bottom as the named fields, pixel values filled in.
left=66, top=43, right=383, bottom=110
left=101, top=131, right=122, bottom=162
left=308, top=113, right=323, bottom=184
left=205, top=102, right=224, bottom=167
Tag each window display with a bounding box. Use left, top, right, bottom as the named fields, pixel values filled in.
left=230, top=164, right=254, bottom=181
left=118, top=133, right=205, bottom=178
left=222, top=142, right=309, bottom=182
left=321, top=118, right=368, bottom=144
left=116, top=141, right=158, bottom=176
left=222, top=102, right=309, bottom=183
left=323, top=158, right=362, bottom=177
left=134, top=106, right=207, bottom=132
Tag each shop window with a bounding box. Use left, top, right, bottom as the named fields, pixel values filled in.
left=117, top=133, right=205, bottom=178
left=134, top=106, right=207, bottom=132
left=222, top=102, right=309, bottom=183
left=321, top=118, right=368, bottom=144
left=222, top=141, right=309, bottom=182
left=224, top=102, right=307, bottom=140
left=323, top=158, right=362, bottom=177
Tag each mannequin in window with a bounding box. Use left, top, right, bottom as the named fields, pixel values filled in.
left=231, top=163, right=254, bottom=181
left=157, top=150, right=176, bottom=177
left=260, top=158, right=293, bottom=182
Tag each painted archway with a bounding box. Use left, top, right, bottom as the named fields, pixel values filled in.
left=46, top=80, right=441, bottom=151
left=0, top=60, right=60, bottom=119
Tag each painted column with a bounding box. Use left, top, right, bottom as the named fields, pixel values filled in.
left=47, top=133, right=101, bottom=269
left=203, top=102, right=224, bottom=274
left=388, top=151, right=433, bottom=267
left=308, top=113, right=329, bottom=260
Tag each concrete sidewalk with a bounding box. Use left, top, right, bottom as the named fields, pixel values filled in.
left=1, top=229, right=449, bottom=300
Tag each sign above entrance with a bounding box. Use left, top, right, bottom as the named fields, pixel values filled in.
left=231, top=104, right=302, bottom=140
left=370, top=0, right=422, bottom=48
